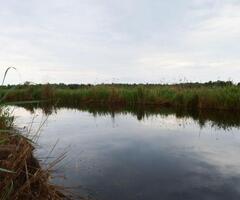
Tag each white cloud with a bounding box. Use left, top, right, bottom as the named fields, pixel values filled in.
left=0, top=0, right=240, bottom=84
left=188, top=3, right=240, bottom=43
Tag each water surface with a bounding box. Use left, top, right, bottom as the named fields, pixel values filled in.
left=14, top=107, right=240, bottom=200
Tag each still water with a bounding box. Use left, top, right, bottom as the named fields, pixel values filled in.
left=13, top=107, right=240, bottom=200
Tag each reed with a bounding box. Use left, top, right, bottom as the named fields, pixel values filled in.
left=1, top=82, right=240, bottom=111
left=0, top=106, right=71, bottom=200
left=0, top=134, right=66, bottom=199
left=0, top=69, right=70, bottom=199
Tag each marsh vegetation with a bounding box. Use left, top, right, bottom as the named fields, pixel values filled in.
left=1, top=81, right=240, bottom=111
left=0, top=69, right=69, bottom=199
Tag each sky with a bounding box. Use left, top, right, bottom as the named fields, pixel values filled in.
left=0, top=0, right=240, bottom=84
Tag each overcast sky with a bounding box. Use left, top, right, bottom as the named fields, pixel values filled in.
left=0, top=0, right=240, bottom=84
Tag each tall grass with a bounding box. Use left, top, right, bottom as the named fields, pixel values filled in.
left=0, top=69, right=69, bottom=199
left=42, top=84, right=240, bottom=111
left=1, top=82, right=240, bottom=111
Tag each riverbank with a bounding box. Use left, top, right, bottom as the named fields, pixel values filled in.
left=0, top=108, right=68, bottom=199
left=1, top=81, right=240, bottom=111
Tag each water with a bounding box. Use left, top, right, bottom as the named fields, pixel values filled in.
left=13, top=106, right=240, bottom=200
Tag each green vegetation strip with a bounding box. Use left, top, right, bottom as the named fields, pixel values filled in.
left=1, top=81, right=240, bottom=111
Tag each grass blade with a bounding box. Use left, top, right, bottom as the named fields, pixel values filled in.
left=0, top=168, right=15, bottom=174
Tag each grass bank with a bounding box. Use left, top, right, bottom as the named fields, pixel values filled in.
left=1, top=81, right=240, bottom=111
left=0, top=107, right=68, bottom=199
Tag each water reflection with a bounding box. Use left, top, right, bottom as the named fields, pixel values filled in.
left=20, top=103, right=240, bottom=129
left=13, top=105, right=240, bottom=200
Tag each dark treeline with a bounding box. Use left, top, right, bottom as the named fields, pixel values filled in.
left=0, top=80, right=238, bottom=90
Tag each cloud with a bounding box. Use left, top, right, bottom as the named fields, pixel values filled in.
left=188, top=3, right=240, bottom=43
left=0, top=0, right=239, bottom=84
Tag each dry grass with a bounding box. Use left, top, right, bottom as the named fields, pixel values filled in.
left=0, top=68, right=74, bottom=199
left=0, top=130, right=70, bottom=200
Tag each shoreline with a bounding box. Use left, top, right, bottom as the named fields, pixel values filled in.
left=0, top=119, right=68, bottom=199
left=1, top=81, right=240, bottom=111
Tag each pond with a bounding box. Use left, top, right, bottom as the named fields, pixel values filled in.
left=13, top=106, right=240, bottom=200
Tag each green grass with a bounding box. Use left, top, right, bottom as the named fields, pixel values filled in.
left=1, top=82, right=240, bottom=111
